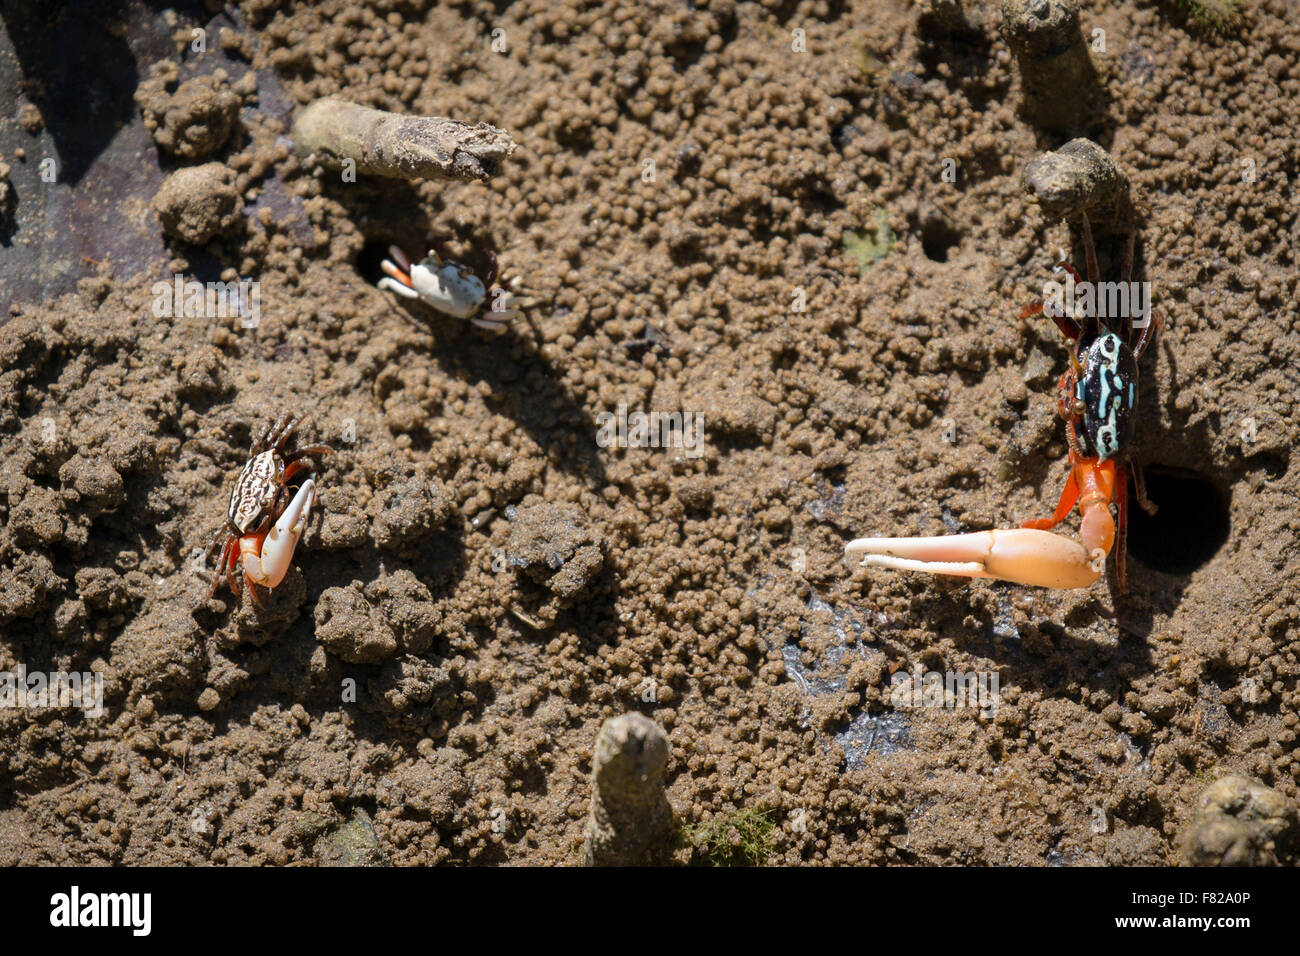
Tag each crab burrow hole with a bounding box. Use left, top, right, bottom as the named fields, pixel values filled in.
left=1126, top=467, right=1230, bottom=576
left=920, top=215, right=962, bottom=263
left=357, top=238, right=399, bottom=286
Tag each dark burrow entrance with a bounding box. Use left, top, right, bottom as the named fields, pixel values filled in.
left=356, top=238, right=396, bottom=286
left=921, top=217, right=961, bottom=263
left=1127, top=468, right=1230, bottom=576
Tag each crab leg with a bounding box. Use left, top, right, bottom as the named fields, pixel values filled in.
left=241, top=479, right=316, bottom=590
left=845, top=527, right=1101, bottom=589
left=208, top=536, right=237, bottom=598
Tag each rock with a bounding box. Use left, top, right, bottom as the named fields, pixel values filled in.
left=152, top=163, right=243, bottom=245
left=59, top=453, right=124, bottom=510
left=315, top=808, right=388, bottom=866
left=136, top=69, right=241, bottom=160
left=369, top=478, right=453, bottom=554
left=506, top=500, right=606, bottom=599
left=313, top=571, right=439, bottom=664
left=1183, top=774, right=1296, bottom=866
left=583, top=713, right=676, bottom=866
left=10, top=485, right=64, bottom=547
left=314, top=585, right=397, bottom=664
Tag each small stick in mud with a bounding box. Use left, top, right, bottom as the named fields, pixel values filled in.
left=583, top=713, right=676, bottom=866
left=292, top=98, right=516, bottom=183
left=1021, top=137, right=1132, bottom=227
left=999, top=0, right=1100, bottom=133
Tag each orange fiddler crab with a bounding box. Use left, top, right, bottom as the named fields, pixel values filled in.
left=204, top=414, right=332, bottom=604
left=847, top=214, right=1161, bottom=591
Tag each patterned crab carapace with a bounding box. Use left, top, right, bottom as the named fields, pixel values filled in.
left=847, top=213, right=1161, bottom=591
left=1016, top=213, right=1161, bottom=591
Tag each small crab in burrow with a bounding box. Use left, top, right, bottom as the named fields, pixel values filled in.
left=203, top=413, right=332, bottom=604
left=847, top=213, right=1162, bottom=591
left=377, top=242, right=520, bottom=330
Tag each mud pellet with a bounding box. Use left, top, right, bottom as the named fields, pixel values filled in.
left=292, top=98, right=516, bottom=183
left=1021, top=137, right=1130, bottom=224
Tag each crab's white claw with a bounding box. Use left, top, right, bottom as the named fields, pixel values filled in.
left=472, top=311, right=518, bottom=331
left=378, top=260, right=419, bottom=299
left=845, top=528, right=1100, bottom=590
left=378, top=277, right=420, bottom=299
left=242, top=480, right=316, bottom=589
left=473, top=289, right=520, bottom=330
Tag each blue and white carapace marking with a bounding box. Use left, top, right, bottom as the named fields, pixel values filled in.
left=1073, top=332, right=1138, bottom=460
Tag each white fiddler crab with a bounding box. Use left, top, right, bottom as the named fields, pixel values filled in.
left=377, top=243, right=520, bottom=330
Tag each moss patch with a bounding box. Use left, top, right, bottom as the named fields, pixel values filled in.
left=687, top=807, right=777, bottom=866
left=842, top=210, right=897, bottom=274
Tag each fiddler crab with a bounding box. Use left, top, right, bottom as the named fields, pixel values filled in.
left=204, top=413, right=332, bottom=604
left=377, top=243, right=520, bottom=330
left=847, top=213, right=1161, bottom=591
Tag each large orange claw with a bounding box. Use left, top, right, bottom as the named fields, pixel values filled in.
left=845, top=528, right=1102, bottom=589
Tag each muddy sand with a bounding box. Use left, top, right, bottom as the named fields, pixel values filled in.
left=0, top=0, right=1297, bottom=865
